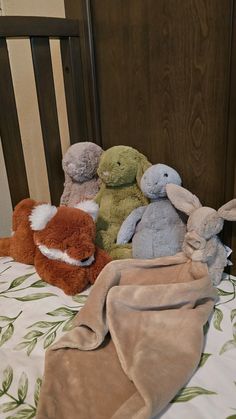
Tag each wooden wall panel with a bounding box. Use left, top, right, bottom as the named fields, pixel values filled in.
left=65, top=0, right=235, bottom=272
left=90, top=0, right=232, bottom=209
left=225, top=0, right=236, bottom=272
left=64, top=0, right=102, bottom=145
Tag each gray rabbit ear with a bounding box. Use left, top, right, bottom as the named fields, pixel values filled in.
left=166, top=184, right=202, bottom=215
left=218, top=199, right=236, bottom=221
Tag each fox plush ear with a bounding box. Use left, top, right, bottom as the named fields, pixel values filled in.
left=29, top=204, right=57, bottom=231
left=74, top=200, right=99, bottom=221
left=218, top=199, right=236, bottom=221
left=166, top=184, right=202, bottom=216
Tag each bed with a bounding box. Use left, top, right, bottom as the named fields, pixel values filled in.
left=0, top=14, right=236, bottom=419
left=0, top=257, right=235, bottom=419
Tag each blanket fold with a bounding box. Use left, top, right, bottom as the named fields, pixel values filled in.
left=36, top=253, right=217, bottom=419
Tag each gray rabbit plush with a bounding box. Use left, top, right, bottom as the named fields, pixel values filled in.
left=117, top=164, right=187, bottom=258
left=166, top=184, right=236, bottom=285
left=60, top=142, right=103, bottom=207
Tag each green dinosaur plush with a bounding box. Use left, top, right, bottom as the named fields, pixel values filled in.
left=94, top=145, right=151, bottom=258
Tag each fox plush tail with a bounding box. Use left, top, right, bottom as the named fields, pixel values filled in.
left=0, top=237, right=11, bottom=257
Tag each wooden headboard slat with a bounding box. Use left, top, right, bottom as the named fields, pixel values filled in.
left=30, top=36, right=63, bottom=206
left=0, top=16, right=97, bottom=207
left=60, top=36, right=88, bottom=143
left=0, top=17, right=80, bottom=38
left=0, top=37, right=29, bottom=208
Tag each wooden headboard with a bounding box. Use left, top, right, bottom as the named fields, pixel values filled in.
left=0, top=16, right=92, bottom=206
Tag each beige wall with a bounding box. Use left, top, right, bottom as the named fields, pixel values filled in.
left=2, top=0, right=65, bottom=17
left=0, top=0, right=70, bottom=236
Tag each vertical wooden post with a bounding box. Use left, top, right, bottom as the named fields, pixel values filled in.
left=64, top=0, right=102, bottom=146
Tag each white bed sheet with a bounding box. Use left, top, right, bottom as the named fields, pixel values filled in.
left=0, top=256, right=235, bottom=419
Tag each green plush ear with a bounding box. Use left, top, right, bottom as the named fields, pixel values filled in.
left=136, top=154, right=152, bottom=186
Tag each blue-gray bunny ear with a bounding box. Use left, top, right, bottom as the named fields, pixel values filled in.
left=166, top=184, right=202, bottom=216
left=218, top=199, right=236, bottom=221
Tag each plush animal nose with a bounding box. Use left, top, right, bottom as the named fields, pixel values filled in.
left=103, top=171, right=109, bottom=177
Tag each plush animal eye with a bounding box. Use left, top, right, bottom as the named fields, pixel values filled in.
left=164, top=173, right=168, bottom=177
left=117, top=161, right=121, bottom=166
left=81, top=257, right=90, bottom=262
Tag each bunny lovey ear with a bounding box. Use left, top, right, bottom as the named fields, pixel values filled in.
left=218, top=199, right=236, bottom=221
left=74, top=200, right=99, bottom=221
left=166, top=184, right=202, bottom=215
left=29, top=204, right=57, bottom=231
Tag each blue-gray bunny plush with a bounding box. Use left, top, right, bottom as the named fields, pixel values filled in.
left=117, top=164, right=187, bottom=259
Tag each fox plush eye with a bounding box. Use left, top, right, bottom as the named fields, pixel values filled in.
left=81, top=257, right=90, bottom=263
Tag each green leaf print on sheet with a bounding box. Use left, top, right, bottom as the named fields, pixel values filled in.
left=198, top=353, right=212, bottom=368
left=219, top=306, right=236, bottom=355
left=15, top=296, right=88, bottom=355
left=171, top=386, right=217, bottom=403
left=0, top=366, right=42, bottom=418
left=0, top=266, right=12, bottom=277
left=203, top=321, right=210, bottom=335
left=220, top=339, right=236, bottom=355
left=0, top=273, right=56, bottom=347
left=0, top=273, right=55, bottom=301
left=217, top=277, right=236, bottom=355
left=0, top=311, right=22, bottom=348
left=212, top=277, right=236, bottom=355
left=213, top=307, right=223, bottom=331
left=231, top=309, right=236, bottom=322
left=216, top=277, right=236, bottom=308
left=225, top=381, right=236, bottom=417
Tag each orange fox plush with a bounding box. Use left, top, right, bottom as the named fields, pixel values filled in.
left=29, top=201, right=111, bottom=295
left=0, top=199, right=111, bottom=295
left=0, top=198, right=38, bottom=264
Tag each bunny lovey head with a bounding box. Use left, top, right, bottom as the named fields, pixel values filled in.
left=166, top=184, right=236, bottom=285
left=97, top=145, right=150, bottom=187
left=62, top=142, right=103, bottom=183
left=140, top=164, right=182, bottom=200
left=166, top=184, right=236, bottom=240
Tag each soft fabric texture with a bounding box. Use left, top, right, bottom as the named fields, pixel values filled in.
left=117, top=164, right=187, bottom=258
left=31, top=205, right=111, bottom=295
left=0, top=198, right=39, bottom=264
left=0, top=198, right=111, bottom=295
left=60, top=142, right=103, bottom=207
left=36, top=254, right=217, bottom=419
left=166, top=184, right=236, bottom=285
left=94, top=145, right=151, bottom=259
